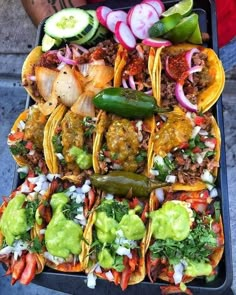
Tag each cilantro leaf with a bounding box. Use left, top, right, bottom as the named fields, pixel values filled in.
left=113, top=255, right=125, bottom=272
left=31, top=237, right=44, bottom=253
left=97, top=199, right=129, bottom=223
left=52, top=135, right=63, bottom=153
left=62, top=201, right=82, bottom=220
left=10, top=141, right=28, bottom=156
left=25, top=199, right=40, bottom=228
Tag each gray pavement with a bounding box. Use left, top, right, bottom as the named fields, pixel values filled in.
left=0, top=1, right=235, bottom=294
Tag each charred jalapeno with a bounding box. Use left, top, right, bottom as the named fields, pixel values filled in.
left=90, top=171, right=169, bottom=198
left=93, top=88, right=171, bottom=119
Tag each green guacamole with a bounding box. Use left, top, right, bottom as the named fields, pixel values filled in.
left=150, top=201, right=191, bottom=241
left=45, top=192, right=83, bottom=259
left=0, top=194, right=27, bottom=246
left=185, top=260, right=213, bottom=277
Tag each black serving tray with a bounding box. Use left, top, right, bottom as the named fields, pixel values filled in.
left=12, top=0, right=232, bottom=294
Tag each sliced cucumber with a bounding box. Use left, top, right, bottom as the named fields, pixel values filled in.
left=87, top=25, right=109, bottom=46
left=72, top=10, right=99, bottom=45
left=41, top=34, right=62, bottom=52
left=44, top=8, right=93, bottom=39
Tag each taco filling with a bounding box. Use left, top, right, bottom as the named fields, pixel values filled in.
left=150, top=110, right=219, bottom=188
left=52, top=111, right=96, bottom=175
left=146, top=190, right=224, bottom=285
left=160, top=47, right=212, bottom=108
left=38, top=178, right=95, bottom=271
left=120, top=45, right=152, bottom=93
left=87, top=196, right=147, bottom=290
left=8, top=106, right=49, bottom=174
left=98, top=114, right=151, bottom=174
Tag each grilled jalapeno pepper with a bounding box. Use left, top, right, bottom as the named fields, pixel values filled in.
left=90, top=171, right=169, bottom=198
left=93, top=88, right=171, bottom=119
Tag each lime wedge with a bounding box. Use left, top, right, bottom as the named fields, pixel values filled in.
left=188, top=22, right=202, bottom=44
left=162, top=0, right=193, bottom=17
left=149, top=13, right=183, bottom=38
left=42, top=34, right=62, bottom=52
left=164, top=13, right=198, bottom=43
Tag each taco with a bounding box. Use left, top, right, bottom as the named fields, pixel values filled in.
left=8, top=105, right=49, bottom=174
left=145, top=189, right=224, bottom=285
left=0, top=172, right=54, bottom=285
left=156, top=43, right=225, bottom=112
left=21, top=40, right=123, bottom=115
left=37, top=177, right=96, bottom=272
left=148, top=107, right=221, bottom=191
left=86, top=194, right=148, bottom=290
left=43, top=104, right=98, bottom=182
left=93, top=111, right=155, bottom=175
left=113, top=44, right=157, bottom=95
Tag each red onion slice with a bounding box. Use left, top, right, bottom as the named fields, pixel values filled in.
left=128, top=75, right=136, bottom=89
left=57, top=45, right=77, bottom=66
left=175, top=66, right=203, bottom=112
left=185, top=48, right=200, bottom=82
left=70, top=43, right=89, bottom=53
left=144, top=89, right=153, bottom=95
left=122, top=78, right=129, bottom=88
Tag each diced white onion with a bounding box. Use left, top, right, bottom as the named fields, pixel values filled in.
left=201, top=169, right=214, bottom=184
left=39, top=229, right=46, bottom=234
left=69, top=185, right=76, bottom=192
left=87, top=272, right=97, bottom=289
left=18, top=120, right=26, bottom=130
left=44, top=252, right=65, bottom=265
left=160, top=114, right=167, bottom=122
left=199, top=130, right=208, bottom=136
left=196, top=153, right=204, bottom=164
left=20, top=182, right=31, bottom=193
left=46, top=173, right=60, bottom=182
left=165, top=175, right=177, bottom=183
left=85, top=179, right=91, bottom=186
left=116, top=229, right=124, bottom=238
left=210, top=188, right=218, bottom=198
left=205, top=140, right=215, bottom=150
left=28, top=150, right=35, bottom=156
left=116, top=246, right=132, bottom=258
left=105, top=193, right=114, bottom=200
left=17, top=166, right=29, bottom=174
left=155, top=188, right=164, bottom=203
left=13, top=240, right=29, bottom=260
left=76, top=194, right=85, bottom=204
left=173, top=263, right=184, bottom=284
left=28, top=176, right=40, bottom=184
left=81, top=184, right=91, bottom=194
left=105, top=271, right=114, bottom=281
left=77, top=206, right=83, bottom=213
left=191, top=126, right=201, bottom=138
left=34, top=182, right=42, bottom=192
left=137, top=131, right=143, bottom=142
left=95, top=264, right=102, bottom=274
left=56, top=153, right=64, bottom=160
left=154, top=155, right=164, bottom=166
left=136, top=120, right=143, bottom=131
left=75, top=213, right=87, bottom=226
left=0, top=246, right=14, bottom=255
left=150, top=169, right=159, bottom=176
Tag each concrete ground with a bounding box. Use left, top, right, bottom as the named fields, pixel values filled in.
left=0, top=1, right=235, bottom=294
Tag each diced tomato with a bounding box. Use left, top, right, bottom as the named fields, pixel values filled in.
left=192, top=146, right=202, bottom=153
left=179, top=142, right=189, bottom=149
left=141, top=202, right=149, bottom=223
left=129, top=197, right=140, bottom=209
left=8, top=131, right=24, bottom=141
left=112, top=269, right=120, bottom=286
left=25, top=141, right=33, bottom=150
left=212, top=222, right=221, bottom=234
left=194, top=115, right=205, bottom=126
left=199, top=190, right=209, bottom=199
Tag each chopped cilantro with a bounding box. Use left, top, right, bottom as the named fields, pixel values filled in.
left=149, top=215, right=217, bottom=264
left=153, top=156, right=175, bottom=182
left=62, top=201, right=82, bottom=220
left=10, top=141, right=28, bottom=156
left=205, top=151, right=216, bottom=158
left=19, top=172, right=27, bottom=179
left=52, top=135, right=63, bottom=153
left=31, top=237, right=44, bottom=253
left=25, top=199, right=40, bottom=228
left=97, top=199, right=129, bottom=223
left=113, top=255, right=125, bottom=272
left=136, top=150, right=147, bottom=163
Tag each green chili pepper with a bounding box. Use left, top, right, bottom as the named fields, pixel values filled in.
left=90, top=171, right=169, bottom=199
left=93, top=88, right=171, bottom=119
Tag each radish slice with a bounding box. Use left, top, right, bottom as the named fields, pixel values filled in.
left=106, top=10, right=128, bottom=33
left=185, top=48, right=200, bottom=82
left=115, top=21, right=136, bottom=50
left=96, top=6, right=112, bottom=27
left=142, top=37, right=172, bottom=47
left=175, top=66, right=203, bottom=112
left=142, top=0, right=165, bottom=16
left=129, top=3, right=159, bottom=40
left=127, top=7, right=134, bottom=26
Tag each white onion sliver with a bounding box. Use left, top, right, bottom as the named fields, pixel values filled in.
left=165, top=175, right=177, bottom=183
left=205, top=140, right=215, bottom=150
left=87, top=272, right=97, bottom=289
left=105, top=271, right=114, bottom=281
left=192, top=126, right=201, bottom=138
left=128, top=75, right=136, bottom=89
left=155, top=188, right=164, bottom=203
left=173, top=263, right=184, bottom=284
left=210, top=188, right=218, bottom=198
left=0, top=246, right=14, bottom=255
left=17, top=166, right=29, bottom=174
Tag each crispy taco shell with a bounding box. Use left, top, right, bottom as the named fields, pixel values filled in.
left=21, top=46, right=43, bottom=103
left=156, top=43, right=225, bottom=112
left=146, top=191, right=224, bottom=284
left=148, top=107, right=221, bottom=191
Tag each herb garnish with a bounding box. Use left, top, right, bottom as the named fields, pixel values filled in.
left=10, top=141, right=28, bottom=156
left=25, top=199, right=40, bottom=228
left=97, top=199, right=129, bottom=223
left=52, top=135, right=63, bottom=153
